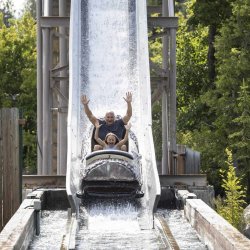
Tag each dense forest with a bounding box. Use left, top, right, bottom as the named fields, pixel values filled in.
left=150, top=0, right=250, bottom=203
left=0, top=0, right=250, bottom=226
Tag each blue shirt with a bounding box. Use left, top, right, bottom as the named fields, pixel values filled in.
left=98, top=118, right=125, bottom=140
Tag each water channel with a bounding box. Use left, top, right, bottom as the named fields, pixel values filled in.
left=29, top=0, right=206, bottom=249
left=29, top=204, right=207, bottom=249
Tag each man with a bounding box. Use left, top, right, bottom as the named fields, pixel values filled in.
left=81, top=92, right=132, bottom=146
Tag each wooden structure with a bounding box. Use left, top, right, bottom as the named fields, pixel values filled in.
left=0, top=108, right=21, bottom=231
left=36, top=0, right=178, bottom=176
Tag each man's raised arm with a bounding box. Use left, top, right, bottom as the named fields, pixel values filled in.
left=81, top=95, right=97, bottom=125
left=122, top=92, right=132, bottom=124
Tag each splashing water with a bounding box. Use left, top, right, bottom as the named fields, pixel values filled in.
left=29, top=211, right=68, bottom=250
left=75, top=200, right=167, bottom=249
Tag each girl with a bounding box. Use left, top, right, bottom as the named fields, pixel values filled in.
left=94, top=121, right=131, bottom=151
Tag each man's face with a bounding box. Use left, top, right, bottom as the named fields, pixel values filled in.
left=105, top=112, right=115, bottom=125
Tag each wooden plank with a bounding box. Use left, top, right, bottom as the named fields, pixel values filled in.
left=40, top=16, right=70, bottom=27
left=159, top=174, right=207, bottom=187
left=0, top=199, right=35, bottom=249
left=148, top=17, right=178, bottom=29
left=12, top=109, right=20, bottom=213
left=1, top=108, right=20, bottom=229
left=22, top=175, right=66, bottom=188
left=3, top=108, right=12, bottom=226
left=147, top=6, right=162, bottom=15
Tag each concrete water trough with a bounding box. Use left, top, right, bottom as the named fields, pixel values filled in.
left=1, top=187, right=250, bottom=250
left=0, top=189, right=70, bottom=249
left=185, top=198, right=250, bottom=250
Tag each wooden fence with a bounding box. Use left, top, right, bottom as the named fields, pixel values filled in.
left=0, top=108, right=21, bottom=231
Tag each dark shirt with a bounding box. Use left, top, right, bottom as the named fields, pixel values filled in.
left=98, top=119, right=125, bottom=140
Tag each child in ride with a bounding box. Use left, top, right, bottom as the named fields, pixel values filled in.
left=94, top=121, right=131, bottom=151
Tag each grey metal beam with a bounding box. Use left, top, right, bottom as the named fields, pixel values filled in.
left=147, top=6, right=162, bottom=15
left=42, top=28, right=51, bottom=175
left=168, top=0, right=177, bottom=175
left=51, top=64, right=69, bottom=74
left=40, top=16, right=70, bottom=28
left=159, top=175, right=207, bottom=187
left=169, top=27, right=177, bottom=173
left=151, top=87, right=163, bottom=104
left=53, top=86, right=68, bottom=102
left=58, top=0, right=68, bottom=175
left=151, top=76, right=168, bottom=82
left=51, top=76, right=69, bottom=81
left=42, top=0, right=52, bottom=175
left=148, top=17, right=178, bottom=28
left=36, top=0, right=43, bottom=175
left=161, top=0, right=169, bottom=175
left=22, top=175, right=66, bottom=188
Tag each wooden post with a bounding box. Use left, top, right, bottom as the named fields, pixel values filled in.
left=162, top=0, right=170, bottom=175
left=0, top=108, right=20, bottom=230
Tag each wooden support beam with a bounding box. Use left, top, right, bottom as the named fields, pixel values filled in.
left=147, top=6, right=162, bottom=15
left=148, top=17, right=178, bottom=28
left=51, top=76, right=69, bottom=81
left=51, top=64, right=69, bottom=74
left=150, top=61, right=169, bottom=77
left=151, top=86, right=163, bottom=104
left=22, top=175, right=66, bottom=188
left=40, top=16, right=70, bottom=28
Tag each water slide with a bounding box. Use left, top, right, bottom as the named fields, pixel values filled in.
left=66, top=0, right=160, bottom=229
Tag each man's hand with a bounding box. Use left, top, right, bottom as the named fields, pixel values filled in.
left=81, top=95, right=89, bottom=105
left=123, top=92, right=132, bottom=103
left=122, top=92, right=132, bottom=124
left=81, top=95, right=97, bottom=125
left=125, top=123, right=131, bottom=130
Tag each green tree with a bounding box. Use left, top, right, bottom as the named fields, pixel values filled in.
left=188, top=0, right=234, bottom=83
left=0, top=12, right=37, bottom=173
left=23, top=0, right=36, bottom=19
left=214, top=149, right=246, bottom=230
left=0, top=0, right=14, bottom=27
left=178, top=0, right=250, bottom=197
left=229, top=80, right=250, bottom=196
left=176, top=5, right=209, bottom=132
left=203, top=0, right=250, bottom=197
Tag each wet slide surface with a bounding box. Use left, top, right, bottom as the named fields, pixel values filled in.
left=67, top=0, right=160, bottom=229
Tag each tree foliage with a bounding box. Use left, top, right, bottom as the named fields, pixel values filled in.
left=188, top=0, right=234, bottom=83
left=205, top=0, right=250, bottom=197
left=23, top=0, right=36, bottom=19
left=0, top=11, right=37, bottom=173
left=214, top=149, right=246, bottom=229
left=0, top=0, right=14, bottom=27
left=173, top=0, right=250, bottom=200
left=176, top=2, right=209, bottom=132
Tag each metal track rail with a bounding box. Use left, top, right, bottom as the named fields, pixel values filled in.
left=60, top=211, right=77, bottom=250
left=155, top=214, right=180, bottom=250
